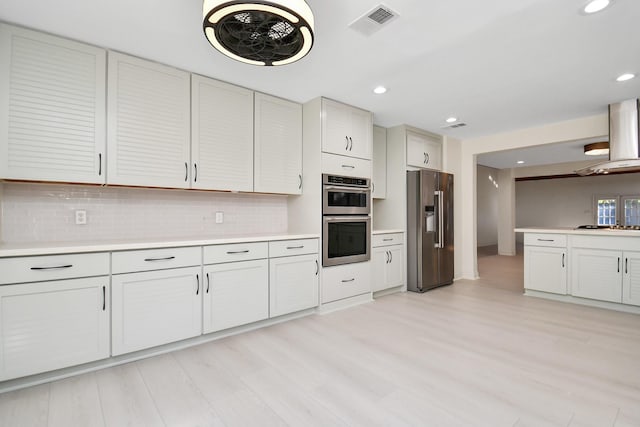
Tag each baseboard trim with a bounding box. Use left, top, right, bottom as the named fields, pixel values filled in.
left=524, top=290, right=640, bottom=315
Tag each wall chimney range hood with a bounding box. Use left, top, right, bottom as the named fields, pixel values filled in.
left=576, top=99, right=640, bottom=175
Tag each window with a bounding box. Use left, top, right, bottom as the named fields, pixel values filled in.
left=595, top=195, right=640, bottom=226
left=623, top=197, right=640, bottom=226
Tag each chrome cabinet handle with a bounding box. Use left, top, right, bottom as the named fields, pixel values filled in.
left=184, top=162, right=188, bottom=182
left=625, top=258, right=628, bottom=274
left=196, top=274, right=200, bottom=295
left=390, top=251, right=393, bottom=263
left=349, top=137, right=353, bottom=151
left=537, top=239, right=554, bottom=242
left=425, top=153, right=430, bottom=164
left=206, top=273, right=210, bottom=293
left=98, top=153, right=102, bottom=176
left=315, top=260, right=319, bottom=275
left=194, top=163, right=198, bottom=182
left=383, top=238, right=393, bottom=241
left=286, top=245, right=304, bottom=250
left=102, top=286, right=106, bottom=311
left=298, top=174, right=302, bottom=190
left=341, top=164, right=355, bottom=169
left=372, top=182, right=375, bottom=193
left=345, top=136, right=349, bottom=151
left=227, top=250, right=249, bottom=254
left=144, top=256, right=175, bottom=262
left=341, top=278, right=355, bottom=283
left=562, top=253, right=565, bottom=268
left=618, top=257, right=620, bottom=273
left=385, top=251, right=390, bottom=263
left=30, top=265, right=73, bottom=271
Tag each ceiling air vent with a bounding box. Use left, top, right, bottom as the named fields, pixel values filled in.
left=442, top=123, right=467, bottom=129
left=349, top=4, right=399, bottom=36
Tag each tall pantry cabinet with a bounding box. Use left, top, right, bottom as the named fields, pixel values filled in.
left=0, top=24, right=106, bottom=184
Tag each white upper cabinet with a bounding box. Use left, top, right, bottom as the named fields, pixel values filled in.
left=192, top=75, right=254, bottom=192
left=372, top=125, right=387, bottom=199
left=322, top=98, right=372, bottom=160
left=0, top=24, right=106, bottom=184
left=254, top=93, right=302, bottom=194
left=406, top=130, right=442, bottom=170
left=107, top=52, right=190, bottom=188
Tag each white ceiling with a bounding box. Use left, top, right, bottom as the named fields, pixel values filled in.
left=1, top=0, right=639, bottom=142
left=476, top=137, right=609, bottom=169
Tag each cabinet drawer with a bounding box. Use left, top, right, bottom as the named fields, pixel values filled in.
left=321, top=152, right=371, bottom=179
left=0, top=253, right=109, bottom=285
left=322, top=261, right=371, bottom=303
left=204, top=242, right=268, bottom=264
left=524, top=233, right=567, bottom=247
left=372, top=233, right=404, bottom=247
left=269, top=239, right=318, bottom=258
left=112, top=247, right=201, bottom=274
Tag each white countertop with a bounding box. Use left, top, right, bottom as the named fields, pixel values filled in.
left=372, top=229, right=405, bottom=235
left=515, top=227, right=640, bottom=237
left=0, top=233, right=320, bottom=258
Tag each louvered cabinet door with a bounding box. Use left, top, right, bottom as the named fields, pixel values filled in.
left=107, top=52, right=190, bottom=188
left=0, top=277, right=110, bottom=381
left=0, top=24, right=106, bottom=184
left=623, top=251, right=640, bottom=306
left=191, top=75, right=254, bottom=191
left=254, top=93, right=302, bottom=194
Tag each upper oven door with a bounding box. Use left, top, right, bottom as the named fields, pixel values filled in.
left=322, top=185, right=371, bottom=215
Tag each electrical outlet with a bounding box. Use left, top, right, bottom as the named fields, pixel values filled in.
left=75, top=210, right=87, bottom=225
left=215, top=211, right=224, bottom=224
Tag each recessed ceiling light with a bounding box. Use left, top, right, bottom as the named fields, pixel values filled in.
left=616, top=73, right=636, bottom=82
left=583, top=0, right=611, bottom=14
left=445, top=117, right=457, bottom=123
left=373, top=86, right=387, bottom=94
left=584, top=141, right=609, bottom=156
left=517, top=160, right=525, bottom=164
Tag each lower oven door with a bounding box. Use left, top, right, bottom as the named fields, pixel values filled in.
left=323, top=216, right=371, bottom=267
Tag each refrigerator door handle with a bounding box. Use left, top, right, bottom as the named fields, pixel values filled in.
left=434, top=191, right=441, bottom=248
left=435, top=190, right=444, bottom=248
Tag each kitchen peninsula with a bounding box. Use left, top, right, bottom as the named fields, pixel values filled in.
left=516, top=227, right=640, bottom=313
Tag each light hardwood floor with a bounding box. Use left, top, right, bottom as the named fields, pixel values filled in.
left=1, top=255, right=639, bottom=427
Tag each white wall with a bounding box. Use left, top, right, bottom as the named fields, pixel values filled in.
left=456, top=114, right=608, bottom=279
left=443, top=136, right=463, bottom=279
left=476, top=165, right=499, bottom=247
left=0, top=182, right=288, bottom=244
left=516, top=173, right=640, bottom=231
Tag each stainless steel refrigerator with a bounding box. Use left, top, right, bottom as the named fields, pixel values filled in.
left=407, top=170, right=454, bottom=292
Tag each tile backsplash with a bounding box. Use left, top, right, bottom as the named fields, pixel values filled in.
left=0, top=183, right=288, bottom=244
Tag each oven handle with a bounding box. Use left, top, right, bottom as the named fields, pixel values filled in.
left=323, top=186, right=370, bottom=193
left=323, top=216, right=371, bottom=222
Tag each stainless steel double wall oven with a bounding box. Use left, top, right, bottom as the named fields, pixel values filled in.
left=322, top=174, right=371, bottom=267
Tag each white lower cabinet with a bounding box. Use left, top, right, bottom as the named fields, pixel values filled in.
left=111, top=266, right=202, bottom=355
left=203, top=259, right=269, bottom=333
left=524, top=246, right=567, bottom=294
left=372, top=233, right=404, bottom=293
left=0, top=277, right=110, bottom=381
left=322, top=261, right=371, bottom=303
left=622, top=251, right=640, bottom=306
left=270, top=254, right=319, bottom=317
left=570, top=249, right=622, bottom=303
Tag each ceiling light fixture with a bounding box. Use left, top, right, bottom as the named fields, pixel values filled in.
left=445, top=117, right=457, bottom=123
left=202, top=0, right=315, bottom=66
left=616, top=73, right=636, bottom=82
left=517, top=160, right=525, bottom=164
left=583, top=0, right=611, bottom=14
left=584, top=141, right=610, bottom=156
left=373, top=86, right=387, bottom=94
